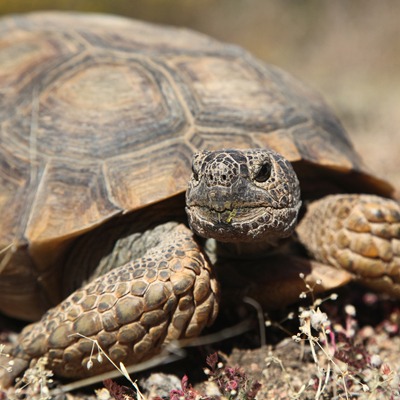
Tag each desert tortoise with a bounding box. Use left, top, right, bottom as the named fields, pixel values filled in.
left=0, top=11, right=399, bottom=385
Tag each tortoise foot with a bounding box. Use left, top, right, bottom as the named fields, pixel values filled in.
left=2, top=224, right=219, bottom=385
left=297, top=194, right=400, bottom=297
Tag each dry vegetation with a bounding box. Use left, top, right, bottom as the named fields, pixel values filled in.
left=2, top=284, right=399, bottom=399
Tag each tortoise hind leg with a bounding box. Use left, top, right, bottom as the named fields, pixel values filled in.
left=0, top=223, right=219, bottom=386
left=296, top=194, right=400, bottom=297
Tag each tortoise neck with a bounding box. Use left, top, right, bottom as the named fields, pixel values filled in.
left=206, top=238, right=283, bottom=260
left=62, top=195, right=186, bottom=297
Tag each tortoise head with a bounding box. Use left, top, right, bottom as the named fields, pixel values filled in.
left=185, top=149, right=301, bottom=244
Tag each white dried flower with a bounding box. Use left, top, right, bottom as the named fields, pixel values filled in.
left=361, top=383, right=370, bottom=392
left=345, top=304, right=356, bottom=317
left=300, top=310, right=311, bottom=319
left=87, top=359, right=93, bottom=370
left=310, top=309, right=329, bottom=330
left=370, top=354, right=382, bottom=368
left=292, top=335, right=301, bottom=342
left=95, top=388, right=113, bottom=400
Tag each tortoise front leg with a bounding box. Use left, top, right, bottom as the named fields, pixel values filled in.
left=1, top=223, right=219, bottom=386
left=297, top=194, right=400, bottom=297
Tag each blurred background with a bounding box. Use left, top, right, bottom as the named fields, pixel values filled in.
left=1, top=0, right=399, bottom=191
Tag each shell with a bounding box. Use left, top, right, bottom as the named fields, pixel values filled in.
left=0, top=12, right=393, bottom=319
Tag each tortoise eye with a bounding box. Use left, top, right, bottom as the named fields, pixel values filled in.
left=254, top=163, right=271, bottom=183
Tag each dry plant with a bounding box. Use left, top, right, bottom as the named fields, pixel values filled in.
left=264, top=275, right=400, bottom=399
left=102, top=352, right=261, bottom=400
left=1, top=275, right=399, bottom=399
left=1, top=346, right=53, bottom=400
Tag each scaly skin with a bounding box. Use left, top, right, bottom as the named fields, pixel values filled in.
left=186, top=149, right=301, bottom=244
left=2, top=224, right=218, bottom=385
left=297, top=194, right=400, bottom=297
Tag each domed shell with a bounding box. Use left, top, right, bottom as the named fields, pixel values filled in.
left=0, top=12, right=393, bottom=319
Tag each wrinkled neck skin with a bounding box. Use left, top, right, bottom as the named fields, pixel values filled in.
left=205, top=237, right=290, bottom=263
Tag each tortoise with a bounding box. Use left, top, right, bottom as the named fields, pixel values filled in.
left=0, top=11, right=399, bottom=387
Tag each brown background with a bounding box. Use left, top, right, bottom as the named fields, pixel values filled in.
left=2, top=0, right=399, bottom=192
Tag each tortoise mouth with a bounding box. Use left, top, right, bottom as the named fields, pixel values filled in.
left=189, top=205, right=269, bottom=226
left=186, top=203, right=300, bottom=243
left=186, top=204, right=273, bottom=242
